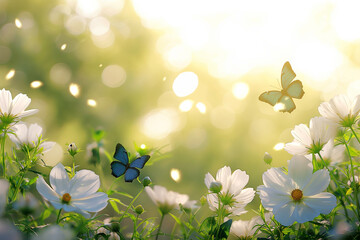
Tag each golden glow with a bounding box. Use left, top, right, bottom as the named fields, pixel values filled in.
left=69, top=83, right=80, bottom=97
left=15, top=18, right=22, bottom=28
left=76, top=0, right=101, bottom=18
left=179, top=99, right=194, bottom=112
left=60, top=44, right=67, bottom=51
left=87, top=99, right=97, bottom=107
left=332, top=1, right=360, bottom=41
left=196, top=102, right=206, bottom=114
left=172, top=72, right=199, bottom=97
left=210, top=106, right=235, bottom=129
left=274, top=103, right=285, bottom=112
left=5, top=69, right=15, bottom=80
left=140, top=144, right=146, bottom=149
left=273, top=143, right=285, bottom=151
left=102, top=65, right=126, bottom=88
left=30, top=81, right=43, bottom=88
left=89, top=17, right=110, bottom=36
left=232, top=82, right=249, bottom=99
left=170, top=168, right=181, bottom=182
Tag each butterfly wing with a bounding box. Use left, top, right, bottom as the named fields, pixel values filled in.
left=281, top=62, right=296, bottom=89
left=111, top=161, right=127, bottom=178
left=129, top=155, right=150, bottom=169
left=285, top=80, right=304, bottom=99
left=113, top=143, right=129, bottom=165
left=124, top=168, right=140, bottom=182
left=277, top=95, right=296, bottom=113
left=259, top=91, right=283, bottom=106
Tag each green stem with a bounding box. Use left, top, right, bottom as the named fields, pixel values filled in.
left=155, top=213, right=165, bottom=240
left=72, top=156, right=76, bottom=176
left=170, top=213, right=183, bottom=239
left=350, top=126, right=360, bottom=144
left=343, top=141, right=360, bottom=219
left=119, top=188, right=144, bottom=223
left=10, top=171, right=25, bottom=203
left=1, top=129, right=7, bottom=178
left=131, top=215, right=139, bottom=240
left=56, top=208, right=62, bottom=224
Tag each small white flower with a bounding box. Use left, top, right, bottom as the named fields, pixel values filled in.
left=285, top=117, right=337, bottom=155
left=36, top=163, right=109, bottom=218
left=305, top=139, right=345, bottom=164
left=204, top=166, right=255, bottom=216
left=257, top=155, right=337, bottom=226
left=9, top=123, right=55, bottom=153
left=32, top=225, right=74, bottom=240
left=0, top=180, right=9, bottom=216
left=230, top=213, right=272, bottom=238
left=13, top=193, right=38, bottom=213
left=318, top=94, right=360, bottom=127
left=0, top=88, right=38, bottom=124
left=145, top=185, right=189, bottom=215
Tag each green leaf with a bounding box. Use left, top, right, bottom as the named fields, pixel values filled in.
left=215, top=219, right=232, bottom=239
left=39, top=208, right=52, bottom=221
left=109, top=199, right=121, bottom=214
left=346, top=188, right=353, bottom=195
left=199, top=216, right=216, bottom=235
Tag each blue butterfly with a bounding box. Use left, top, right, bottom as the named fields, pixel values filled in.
left=111, top=143, right=150, bottom=182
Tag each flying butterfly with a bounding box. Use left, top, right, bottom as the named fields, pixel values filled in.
left=111, top=143, right=150, bottom=182
left=259, top=61, right=304, bottom=113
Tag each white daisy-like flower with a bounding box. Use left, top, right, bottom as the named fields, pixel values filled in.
left=257, top=155, right=337, bottom=226
left=36, top=163, right=109, bottom=218
left=0, top=88, right=38, bottom=124
left=230, top=213, right=272, bottom=238
left=318, top=94, right=360, bottom=127
left=304, top=139, right=345, bottom=164
left=285, top=117, right=337, bottom=155
left=204, top=166, right=255, bottom=216
left=145, top=185, right=189, bottom=215
left=9, top=123, right=55, bottom=153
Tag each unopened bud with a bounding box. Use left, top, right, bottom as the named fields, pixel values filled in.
left=142, top=176, right=152, bottom=187
left=200, top=196, right=207, bottom=206
left=209, top=181, right=222, bottom=193
left=134, top=205, right=144, bottom=215
left=264, top=152, right=272, bottom=165
left=67, top=143, right=78, bottom=156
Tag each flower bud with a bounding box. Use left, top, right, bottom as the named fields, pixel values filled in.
left=67, top=143, right=78, bottom=157
left=263, top=152, right=272, bottom=165
left=142, top=176, right=152, bottom=187
left=200, top=195, right=207, bottom=206
left=209, top=181, right=222, bottom=193
left=134, top=205, right=144, bottom=215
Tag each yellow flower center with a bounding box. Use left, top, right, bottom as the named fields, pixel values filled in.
left=291, top=189, right=303, bottom=201
left=62, top=193, right=71, bottom=204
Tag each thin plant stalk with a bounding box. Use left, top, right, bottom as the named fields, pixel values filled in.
left=1, top=129, right=7, bottom=178
left=56, top=208, right=62, bottom=224
left=350, top=126, right=360, bottom=144
left=155, top=213, right=165, bottom=240
left=119, top=188, right=144, bottom=223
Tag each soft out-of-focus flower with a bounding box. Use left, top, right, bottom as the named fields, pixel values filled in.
left=285, top=117, right=337, bottom=155
left=328, top=221, right=353, bottom=240
left=145, top=185, right=189, bottom=215
left=257, top=155, right=337, bottom=226
left=9, top=123, right=55, bottom=153
left=319, top=94, right=360, bottom=127
left=305, top=139, right=345, bottom=164
left=204, top=166, right=255, bottom=216
left=263, top=152, right=272, bottom=165
left=0, top=220, right=22, bottom=240
left=0, top=88, right=38, bottom=125
left=230, top=213, right=272, bottom=238
left=0, top=180, right=9, bottom=216
left=13, top=193, right=38, bottom=215
left=97, top=218, right=120, bottom=240
left=36, top=163, right=108, bottom=218
left=32, top=225, right=74, bottom=240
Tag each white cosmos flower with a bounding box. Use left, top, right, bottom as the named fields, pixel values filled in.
left=230, top=213, right=272, bottom=238
left=285, top=117, right=337, bottom=155
left=145, top=185, right=189, bottom=215
left=9, top=123, right=55, bottom=153
left=319, top=94, right=360, bottom=127
left=32, top=225, right=74, bottom=240
left=36, top=163, right=109, bottom=218
left=0, top=88, right=38, bottom=124
left=305, top=139, right=345, bottom=164
left=257, top=155, right=337, bottom=226
left=204, top=166, right=255, bottom=216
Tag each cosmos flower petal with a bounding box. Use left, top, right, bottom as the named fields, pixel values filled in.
left=10, top=94, right=31, bottom=116
left=291, top=124, right=312, bottom=146
left=69, top=170, right=100, bottom=199
left=302, top=169, right=330, bottom=196
left=17, top=109, right=38, bottom=118
left=27, top=123, right=42, bottom=144
left=36, top=175, right=61, bottom=202
left=72, top=192, right=109, bottom=212
left=304, top=192, right=337, bottom=214
left=0, top=88, right=12, bottom=114
left=273, top=201, right=298, bottom=226
left=39, top=141, right=56, bottom=153
left=229, top=169, right=249, bottom=195
left=288, top=155, right=313, bottom=189
left=50, top=163, right=70, bottom=195
left=262, top=168, right=294, bottom=194
left=216, top=166, right=232, bottom=192
left=284, top=142, right=309, bottom=155
left=204, top=173, right=215, bottom=189
left=257, top=185, right=290, bottom=210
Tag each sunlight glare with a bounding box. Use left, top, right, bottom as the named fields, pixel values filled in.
left=232, top=82, right=249, bottom=99
left=170, top=168, right=181, bottom=182
left=87, top=99, right=97, bottom=107
left=273, top=143, right=285, bottom=151
left=69, top=83, right=80, bottom=97
left=5, top=69, right=15, bottom=80
left=76, top=0, right=101, bottom=18
left=332, top=0, right=360, bottom=42
left=172, top=72, right=199, bottom=97
left=196, top=102, right=206, bottom=114
left=273, top=103, right=285, bottom=112
left=179, top=99, right=194, bottom=112
left=60, top=44, right=67, bottom=51
left=30, top=81, right=43, bottom=88
left=15, top=18, right=22, bottom=28
left=140, top=144, right=146, bottom=149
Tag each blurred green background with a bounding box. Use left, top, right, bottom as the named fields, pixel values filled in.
left=2, top=0, right=360, bottom=236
